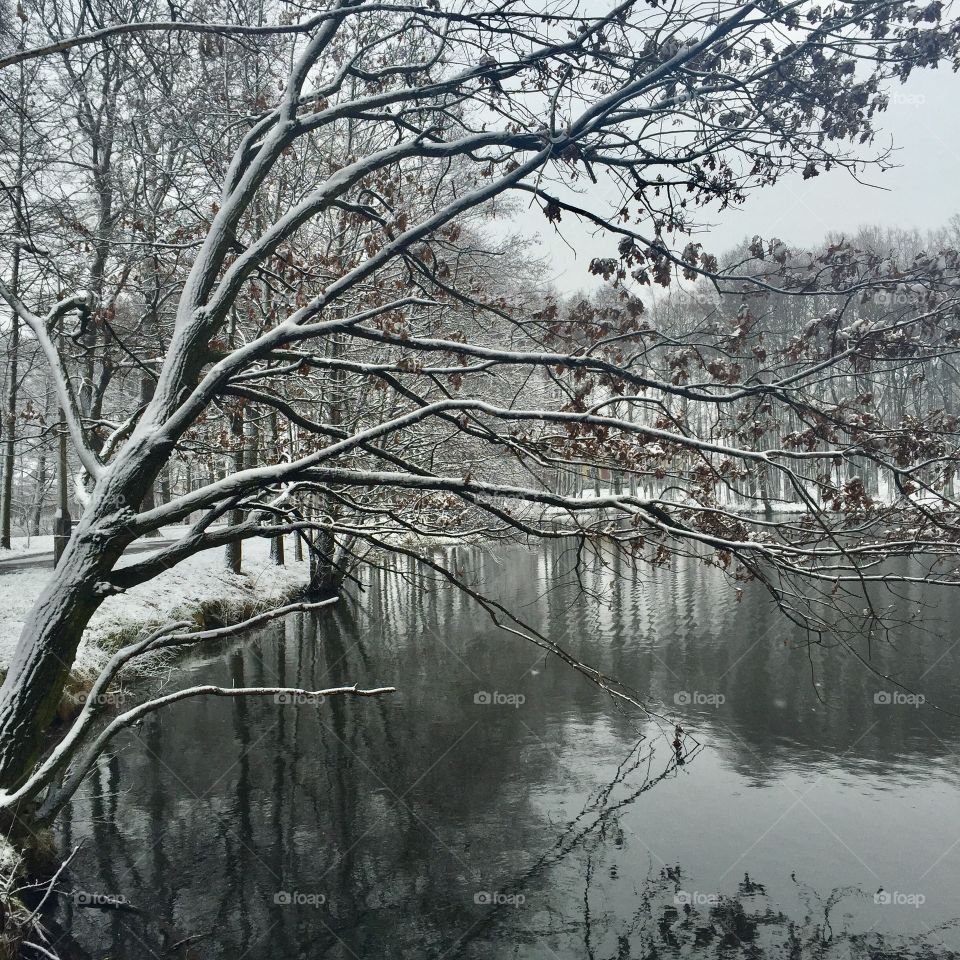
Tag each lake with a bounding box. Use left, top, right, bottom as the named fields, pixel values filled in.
left=53, top=543, right=960, bottom=958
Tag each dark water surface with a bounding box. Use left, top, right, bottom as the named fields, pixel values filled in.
left=55, top=545, right=960, bottom=957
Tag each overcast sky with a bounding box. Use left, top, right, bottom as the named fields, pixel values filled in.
left=512, top=67, right=960, bottom=295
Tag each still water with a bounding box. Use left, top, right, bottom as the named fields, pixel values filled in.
left=55, top=544, right=960, bottom=957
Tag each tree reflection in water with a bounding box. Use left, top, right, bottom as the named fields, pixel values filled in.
left=47, top=546, right=960, bottom=958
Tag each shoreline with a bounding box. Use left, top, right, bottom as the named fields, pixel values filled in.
left=0, top=536, right=311, bottom=688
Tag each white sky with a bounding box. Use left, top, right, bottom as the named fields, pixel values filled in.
left=513, top=67, right=960, bottom=295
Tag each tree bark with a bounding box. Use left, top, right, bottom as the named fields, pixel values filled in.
left=1, top=247, right=21, bottom=549
left=0, top=439, right=158, bottom=790
left=269, top=411, right=284, bottom=565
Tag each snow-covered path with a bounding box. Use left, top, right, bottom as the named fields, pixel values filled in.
left=0, top=536, right=179, bottom=573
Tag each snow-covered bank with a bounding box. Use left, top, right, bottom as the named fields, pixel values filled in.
left=0, top=536, right=308, bottom=679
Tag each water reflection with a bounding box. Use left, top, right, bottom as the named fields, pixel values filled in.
left=53, top=543, right=960, bottom=957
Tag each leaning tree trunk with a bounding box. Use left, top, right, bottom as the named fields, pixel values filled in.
left=0, top=431, right=163, bottom=801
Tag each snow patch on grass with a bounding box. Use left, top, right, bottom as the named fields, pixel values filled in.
left=0, top=534, right=55, bottom=559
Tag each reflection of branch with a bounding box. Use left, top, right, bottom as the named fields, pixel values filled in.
left=16, top=843, right=82, bottom=930
left=360, top=532, right=671, bottom=722
left=41, top=682, right=394, bottom=821
left=461, top=737, right=703, bottom=948
left=791, top=874, right=867, bottom=945
left=531, top=739, right=703, bottom=876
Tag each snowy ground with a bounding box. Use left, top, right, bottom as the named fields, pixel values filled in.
left=0, top=534, right=57, bottom=560
left=0, top=535, right=308, bottom=678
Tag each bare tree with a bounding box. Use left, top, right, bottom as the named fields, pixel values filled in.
left=0, top=0, right=958, bottom=840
